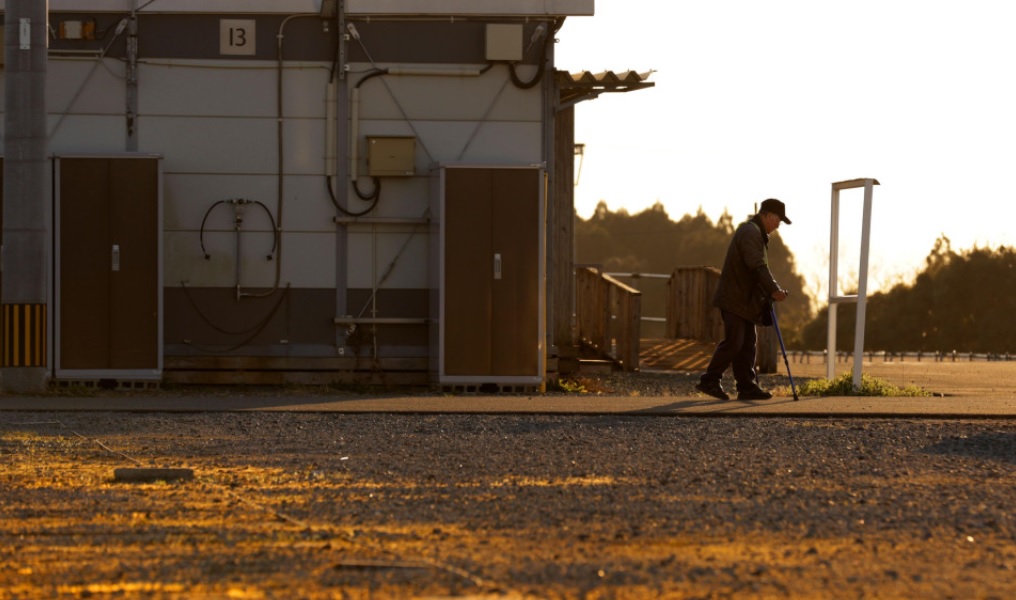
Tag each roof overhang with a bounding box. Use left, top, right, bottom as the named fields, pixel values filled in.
left=558, top=70, right=656, bottom=108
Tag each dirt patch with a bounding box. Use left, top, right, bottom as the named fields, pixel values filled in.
left=2, top=413, right=1015, bottom=598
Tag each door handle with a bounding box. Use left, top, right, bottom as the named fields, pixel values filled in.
left=493, top=253, right=502, bottom=280
left=112, top=244, right=120, bottom=272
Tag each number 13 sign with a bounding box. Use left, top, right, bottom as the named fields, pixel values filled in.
left=220, top=19, right=256, bottom=56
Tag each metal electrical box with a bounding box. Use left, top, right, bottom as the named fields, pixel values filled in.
left=485, top=23, right=523, bottom=61
left=367, top=136, right=416, bottom=176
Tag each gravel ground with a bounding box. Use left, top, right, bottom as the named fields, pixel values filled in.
left=2, top=405, right=1015, bottom=599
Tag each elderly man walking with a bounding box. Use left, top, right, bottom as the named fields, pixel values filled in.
left=696, top=198, right=791, bottom=401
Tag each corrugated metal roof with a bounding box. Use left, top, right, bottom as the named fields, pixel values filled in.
left=557, top=70, right=655, bottom=106
left=563, top=70, right=654, bottom=86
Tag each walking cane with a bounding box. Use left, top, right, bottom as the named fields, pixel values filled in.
left=770, top=304, right=799, bottom=401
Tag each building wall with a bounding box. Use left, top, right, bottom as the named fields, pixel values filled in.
left=0, top=8, right=556, bottom=363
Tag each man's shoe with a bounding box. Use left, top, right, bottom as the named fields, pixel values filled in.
left=695, top=381, right=730, bottom=401
left=738, top=387, right=773, bottom=401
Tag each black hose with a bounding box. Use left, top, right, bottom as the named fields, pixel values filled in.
left=507, top=22, right=554, bottom=89
left=199, top=199, right=278, bottom=260
left=329, top=176, right=380, bottom=217
left=180, top=282, right=290, bottom=352
left=324, top=68, right=389, bottom=217
left=356, top=68, right=388, bottom=89
left=198, top=199, right=229, bottom=259
left=509, top=61, right=545, bottom=89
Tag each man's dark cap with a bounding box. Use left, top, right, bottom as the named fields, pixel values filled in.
left=760, top=198, right=791, bottom=225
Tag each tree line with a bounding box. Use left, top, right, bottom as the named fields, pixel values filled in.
left=801, top=235, right=1016, bottom=353
left=578, top=203, right=1015, bottom=352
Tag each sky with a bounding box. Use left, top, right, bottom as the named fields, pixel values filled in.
left=555, top=0, right=1016, bottom=302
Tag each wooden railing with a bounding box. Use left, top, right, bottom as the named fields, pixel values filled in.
left=666, top=266, right=781, bottom=373
left=666, top=266, right=723, bottom=342
left=575, top=267, right=642, bottom=371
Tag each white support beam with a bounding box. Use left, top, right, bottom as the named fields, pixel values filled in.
left=827, top=178, right=880, bottom=389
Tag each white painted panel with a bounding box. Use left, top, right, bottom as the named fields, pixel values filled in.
left=277, top=176, right=340, bottom=231
left=355, top=120, right=542, bottom=165
left=165, top=230, right=235, bottom=288
left=47, top=103, right=325, bottom=172
left=350, top=65, right=542, bottom=122
left=149, top=115, right=323, bottom=175
left=47, top=115, right=127, bottom=154
left=164, top=173, right=337, bottom=233
left=448, top=121, right=543, bottom=163
left=346, top=230, right=430, bottom=289
left=161, top=171, right=432, bottom=233
left=139, top=61, right=277, bottom=117
left=147, top=115, right=328, bottom=176
left=280, top=232, right=337, bottom=288
left=48, top=59, right=125, bottom=115
left=139, top=61, right=331, bottom=119
left=163, top=173, right=279, bottom=231
left=140, top=116, right=277, bottom=173
left=283, top=117, right=329, bottom=175
left=346, top=0, right=593, bottom=16
left=165, top=228, right=289, bottom=289
left=282, top=66, right=335, bottom=119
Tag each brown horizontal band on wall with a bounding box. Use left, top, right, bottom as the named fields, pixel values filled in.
left=47, top=15, right=545, bottom=65
left=2, top=303, right=47, bottom=367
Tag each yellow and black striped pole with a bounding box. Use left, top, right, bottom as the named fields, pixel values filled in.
left=2, top=303, right=47, bottom=367
left=3, top=0, right=51, bottom=391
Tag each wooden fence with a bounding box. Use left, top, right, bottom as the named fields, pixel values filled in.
left=666, top=266, right=723, bottom=342
left=665, top=266, right=779, bottom=373
left=575, top=267, right=642, bottom=371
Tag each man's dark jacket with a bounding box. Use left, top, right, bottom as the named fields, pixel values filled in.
left=712, top=215, right=782, bottom=325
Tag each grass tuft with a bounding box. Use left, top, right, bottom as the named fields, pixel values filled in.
left=795, top=372, right=931, bottom=397
left=550, top=379, right=588, bottom=394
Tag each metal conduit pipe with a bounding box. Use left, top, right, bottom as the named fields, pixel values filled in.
left=386, top=67, right=485, bottom=77
left=326, top=80, right=337, bottom=179
left=350, top=85, right=361, bottom=181
left=253, top=12, right=315, bottom=301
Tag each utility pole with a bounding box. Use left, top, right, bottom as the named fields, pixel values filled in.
left=2, top=0, right=50, bottom=392
left=126, top=0, right=139, bottom=150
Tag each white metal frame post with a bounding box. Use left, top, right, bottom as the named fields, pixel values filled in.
left=827, top=178, right=879, bottom=389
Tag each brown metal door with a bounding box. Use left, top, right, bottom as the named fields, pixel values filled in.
left=443, top=167, right=540, bottom=378
left=491, top=168, right=540, bottom=376
left=109, top=158, right=159, bottom=369
left=60, top=159, right=113, bottom=369
left=443, top=168, right=494, bottom=376
left=59, top=157, right=158, bottom=370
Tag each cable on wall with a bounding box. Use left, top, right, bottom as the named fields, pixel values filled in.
left=198, top=198, right=278, bottom=262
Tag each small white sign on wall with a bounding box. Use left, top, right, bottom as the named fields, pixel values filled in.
left=220, top=19, right=256, bottom=56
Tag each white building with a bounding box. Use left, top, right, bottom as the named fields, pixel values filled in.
left=0, top=0, right=652, bottom=391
